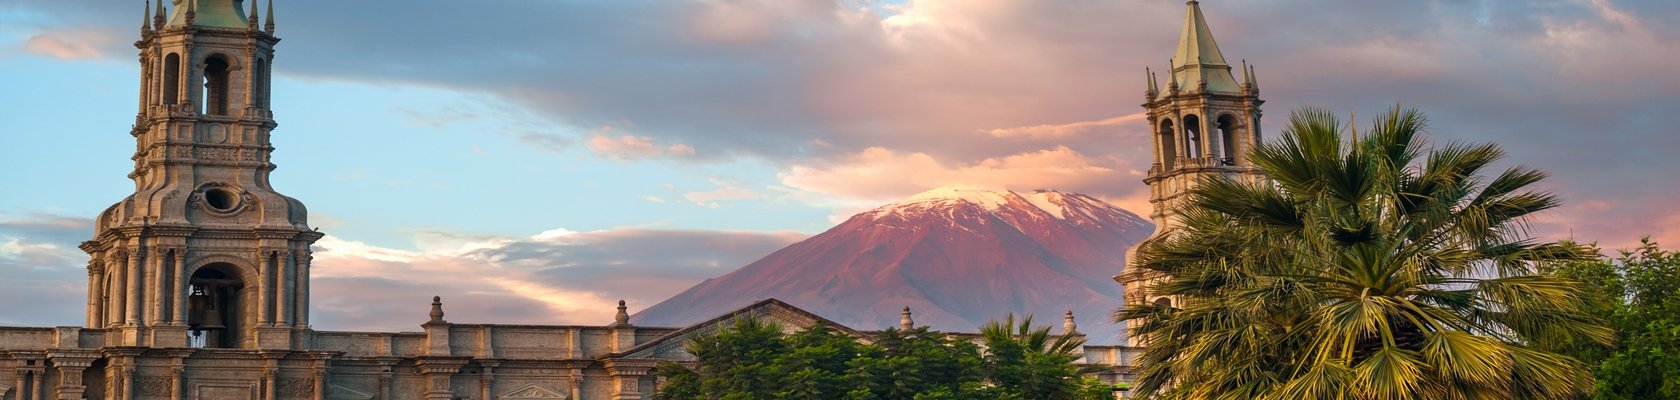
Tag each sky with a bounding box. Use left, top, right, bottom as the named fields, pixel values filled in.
left=1, top=0, right=1677, bottom=332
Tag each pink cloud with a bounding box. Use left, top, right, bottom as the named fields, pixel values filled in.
left=779, top=145, right=1145, bottom=216
left=22, top=29, right=118, bottom=60
left=585, top=125, right=698, bottom=162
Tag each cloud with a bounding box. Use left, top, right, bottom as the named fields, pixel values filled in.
left=21, top=28, right=119, bottom=60
left=0, top=214, right=94, bottom=326
left=0, top=210, right=805, bottom=331
left=585, top=124, right=699, bottom=162
left=683, top=179, right=761, bottom=208
left=8, top=0, right=1680, bottom=270
left=780, top=146, right=1136, bottom=209
left=984, top=113, right=1148, bottom=138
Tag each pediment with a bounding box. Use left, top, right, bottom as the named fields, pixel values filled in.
left=498, top=384, right=567, bottom=399
left=328, top=384, right=374, bottom=400
left=618, top=298, right=871, bottom=360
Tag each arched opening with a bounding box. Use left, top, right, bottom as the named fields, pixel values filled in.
left=1158, top=119, right=1177, bottom=169
left=163, top=53, right=181, bottom=105
left=1217, top=114, right=1238, bottom=166
left=188, top=263, right=245, bottom=348
left=254, top=58, right=269, bottom=108
left=202, top=55, right=231, bottom=115
left=1183, top=114, right=1203, bottom=159
left=1152, top=297, right=1172, bottom=309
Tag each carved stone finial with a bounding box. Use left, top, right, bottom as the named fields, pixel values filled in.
left=142, top=0, right=153, bottom=34
left=1063, top=310, right=1077, bottom=334
left=248, top=0, right=260, bottom=30
left=900, top=306, right=913, bottom=330
left=428, top=296, right=445, bottom=324
left=614, top=300, right=630, bottom=325
left=265, top=0, right=276, bottom=33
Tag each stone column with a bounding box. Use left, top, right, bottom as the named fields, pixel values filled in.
left=259, top=249, right=274, bottom=326
left=172, top=249, right=187, bottom=325
left=31, top=369, right=43, bottom=400
left=169, top=365, right=185, bottom=400
left=125, top=248, right=143, bottom=325
left=121, top=364, right=136, bottom=400
left=295, top=251, right=311, bottom=327
left=87, top=261, right=102, bottom=328
left=111, top=252, right=128, bottom=326
left=275, top=250, right=292, bottom=327
left=263, top=364, right=278, bottom=400
left=14, top=369, right=26, bottom=400
left=477, top=362, right=499, bottom=400
left=312, top=368, right=327, bottom=400
left=568, top=373, right=583, bottom=400
left=377, top=368, right=392, bottom=400
left=150, top=248, right=169, bottom=325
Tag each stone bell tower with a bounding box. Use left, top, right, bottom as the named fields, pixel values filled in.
left=80, top=0, right=319, bottom=350
left=1119, top=0, right=1264, bottom=346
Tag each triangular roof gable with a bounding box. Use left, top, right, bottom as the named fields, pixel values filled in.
left=327, top=384, right=375, bottom=400
left=497, top=384, right=568, bottom=399
left=616, top=298, right=873, bottom=360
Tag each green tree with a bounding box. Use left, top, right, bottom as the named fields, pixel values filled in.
left=978, top=315, right=1108, bottom=400
left=1117, top=106, right=1613, bottom=399
left=846, top=326, right=990, bottom=400
left=686, top=318, right=790, bottom=399
left=1546, top=239, right=1680, bottom=399
left=654, top=316, right=1113, bottom=400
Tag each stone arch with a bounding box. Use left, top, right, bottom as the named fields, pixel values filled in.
left=201, top=54, right=234, bottom=115
left=187, top=255, right=258, bottom=348
left=1216, top=113, right=1240, bottom=165
left=1152, top=297, right=1172, bottom=309
left=1157, top=117, right=1177, bottom=169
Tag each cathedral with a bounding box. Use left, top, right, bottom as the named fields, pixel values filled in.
left=0, top=1, right=1258, bottom=398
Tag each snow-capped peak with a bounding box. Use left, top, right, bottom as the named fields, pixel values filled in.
left=882, top=185, right=1088, bottom=220
left=901, top=185, right=1015, bottom=210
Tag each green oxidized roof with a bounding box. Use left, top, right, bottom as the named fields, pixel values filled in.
left=1171, top=1, right=1242, bottom=94
left=167, top=0, right=249, bottom=29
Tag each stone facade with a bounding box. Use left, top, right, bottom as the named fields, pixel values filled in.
left=1118, top=0, right=1266, bottom=347
left=0, top=1, right=1140, bottom=399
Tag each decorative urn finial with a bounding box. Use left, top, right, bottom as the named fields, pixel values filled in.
left=614, top=300, right=630, bottom=325
left=900, top=306, right=914, bottom=330
left=1063, top=310, right=1078, bottom=334
left=428, top=296, right=446, bottom=324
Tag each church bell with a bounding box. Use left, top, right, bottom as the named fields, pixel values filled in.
left=187, top=286, right=227, bottom=331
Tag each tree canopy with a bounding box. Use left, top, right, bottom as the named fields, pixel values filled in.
left=1544, top=239, right=1680, bottom=399
left=1117, top=105, right=1612, bottom=399
left=654, top=316, right=1114, bottom=400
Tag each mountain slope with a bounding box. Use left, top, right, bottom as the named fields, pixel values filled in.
left=633, top=186, right=1152, bottom=343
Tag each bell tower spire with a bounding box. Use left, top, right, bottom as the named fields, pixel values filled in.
left=85, top=0, right=317, bottom=350
left=1119, top=0, right=1265, bottom=347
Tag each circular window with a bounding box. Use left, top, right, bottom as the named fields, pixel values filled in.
left=204, top=188, right=239, bottom=211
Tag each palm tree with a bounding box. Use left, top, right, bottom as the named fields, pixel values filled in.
left=1116, top=106, right=1612, bottom=399
left=979, top=314, right=1107, bottom=399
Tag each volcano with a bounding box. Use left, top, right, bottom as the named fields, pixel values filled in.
left=634, top=186, right=1152, bottom=343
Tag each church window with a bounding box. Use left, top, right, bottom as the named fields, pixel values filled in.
left=202, top=55, right=232, bottom=115
left=204, top=188, right=238, bottom=211
left=1159, top=118, right=1177, bottom=169
left=254, top=58, right=269, bottom=108
left=1217, top=114, right=1238, bottom=166
left=1183, top=114, right=1203, bottom=159
left=163, top=53, right=181, bottom=105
